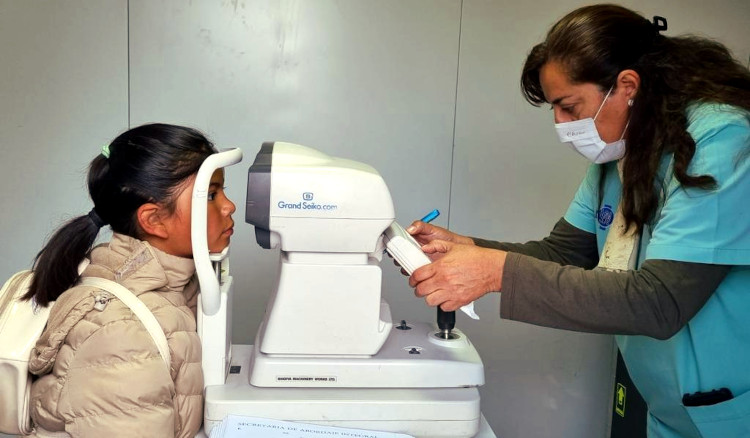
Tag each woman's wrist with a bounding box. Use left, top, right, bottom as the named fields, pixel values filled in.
left=490, top=250, right=507, bottom=292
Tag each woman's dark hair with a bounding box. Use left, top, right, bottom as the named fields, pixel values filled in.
left=24, top=123, right=217, bottom=306
left=521, top=4, right=750, bottom=232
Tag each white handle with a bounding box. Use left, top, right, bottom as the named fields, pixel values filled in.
left=81, top=277, right=171, bottom=369
left=191, top=148, right=243, bottom=316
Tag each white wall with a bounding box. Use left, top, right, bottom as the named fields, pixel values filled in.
left=0, top=1, right=128, bottom=277
left=1, top=1, right=748, bottom=437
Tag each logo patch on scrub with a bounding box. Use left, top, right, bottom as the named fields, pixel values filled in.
left=597, top=204, right=615, bottom=230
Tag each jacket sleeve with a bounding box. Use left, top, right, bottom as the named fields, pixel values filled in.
left=167, top=328, right=204, bottom=438
left=500, top=254, right=730, bottom=339
left=472, top=217, right=600, bottom=269
left=54, top=305, right=176, bottom=437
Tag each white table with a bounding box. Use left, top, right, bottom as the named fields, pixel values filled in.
left=2, top=415, right=495, bottom=438
left=196, top=415, right=497, bottom=438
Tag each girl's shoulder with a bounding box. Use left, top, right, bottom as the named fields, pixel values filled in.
left=29, top=284, right=123, bottom=373
left=42, top=283, right=179, bottom=348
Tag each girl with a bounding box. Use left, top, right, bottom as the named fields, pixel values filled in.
left=23, top=123, right=236, bottom=437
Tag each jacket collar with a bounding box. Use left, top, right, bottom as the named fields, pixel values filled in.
left=87, top=233, right=196, bottom=295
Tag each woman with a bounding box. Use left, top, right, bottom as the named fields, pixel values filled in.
left=408, top=4, right=750, bottom=437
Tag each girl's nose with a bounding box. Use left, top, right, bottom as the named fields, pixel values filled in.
left=223, top=198, right=236, bottom=216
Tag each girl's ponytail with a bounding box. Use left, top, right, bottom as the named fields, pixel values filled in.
left=23, top=123, right=215, bottom=306
left=23, top=211, right=105, bottom=306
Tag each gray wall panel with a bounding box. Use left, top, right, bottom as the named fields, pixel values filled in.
left=0, top=0, right=128, bottom=280
left=452, top=1, right=750, bottom=436
left=451, top=1, right=608, bottom=436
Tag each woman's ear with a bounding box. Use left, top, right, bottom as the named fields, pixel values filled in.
left=617, top=69, right=641, bottom=101
left=137, top=203, right=169, bottom=239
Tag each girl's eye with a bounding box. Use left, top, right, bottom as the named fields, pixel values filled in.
left=208, top=192, right=217, bottom=201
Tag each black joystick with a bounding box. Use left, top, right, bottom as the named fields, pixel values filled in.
left=437, top=307, right=455, bottom=339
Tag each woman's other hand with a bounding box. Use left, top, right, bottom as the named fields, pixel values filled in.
left=409, top=240, right=506, bottom=311
left=406, top=221, right=474, bottom=246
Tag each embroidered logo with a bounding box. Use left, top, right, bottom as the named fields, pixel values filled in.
left=597, top=204, right=615, bottom=230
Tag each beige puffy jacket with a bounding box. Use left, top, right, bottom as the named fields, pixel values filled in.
left=28, top=234, right=203, bottom=437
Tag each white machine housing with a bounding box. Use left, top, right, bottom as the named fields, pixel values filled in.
left=247, top=142, right=395, bottom=253
left=244, top=142, right=483, bottom=389
left=246, top=142, right=395, bottom=356
left=197, top=143, right=485, bottom=437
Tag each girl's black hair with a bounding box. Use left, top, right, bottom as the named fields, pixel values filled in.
left=24, top=123, right=217, bottom=306
left=521, top=4, right=750, bottom=232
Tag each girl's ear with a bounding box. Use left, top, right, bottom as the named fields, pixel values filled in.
left=137, top=203, right=169, bottom=239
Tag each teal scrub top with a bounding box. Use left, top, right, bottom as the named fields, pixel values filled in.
left=564, top=103, right=750, bottom=438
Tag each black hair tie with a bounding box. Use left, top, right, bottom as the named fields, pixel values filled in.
left=652, top=16, right=668, bottom=33
left=88, top=208, right=107, bottom=228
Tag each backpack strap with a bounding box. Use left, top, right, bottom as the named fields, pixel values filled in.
left=80, top=278, right=170, bottom=370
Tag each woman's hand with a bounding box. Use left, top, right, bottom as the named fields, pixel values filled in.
left=406, top=221, right=474, bottom=247
left=409, top=240, right=506, bottom=311
left=391, top=221, right=475, bottom=275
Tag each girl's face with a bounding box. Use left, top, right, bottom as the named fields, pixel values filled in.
left=160, top=169, right=236, bottom=258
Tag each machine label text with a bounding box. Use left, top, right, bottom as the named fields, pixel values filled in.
left=276, top=375, right=338, bottom=383
left=277, top=200, right=338, bottom=211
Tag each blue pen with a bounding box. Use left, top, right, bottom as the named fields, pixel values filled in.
left=419, top=208, right=453, bottom=336
left=420, top=209, right=440, bottom=224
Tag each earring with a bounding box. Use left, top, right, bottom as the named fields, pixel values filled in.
left=628, top=99, right=634, bottom=107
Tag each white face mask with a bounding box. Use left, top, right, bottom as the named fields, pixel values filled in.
left=554, top=86, right=628, bottom=164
